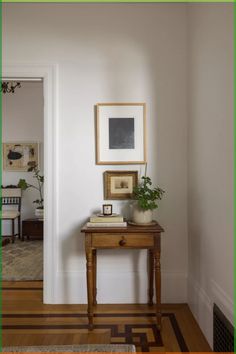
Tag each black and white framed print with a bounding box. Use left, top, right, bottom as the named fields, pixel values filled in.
left=96, top=103, right=146, bottom=165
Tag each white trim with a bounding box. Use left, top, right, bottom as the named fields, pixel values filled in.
left=188, top=275, right=234, bottom=348
left=188, top=275, right=212, bottom=348
left=2, top=77, right=43, bottom=82
left=211, top=279, right=233, bottom=325
left=3, top=63, right=59, bottom=304
left=188, top=274, right=212, bottom=311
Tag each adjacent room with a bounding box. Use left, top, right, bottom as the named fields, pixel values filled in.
left=2, top=80, right=44, bottom=281
left=2, top=2, right=233, bottom=353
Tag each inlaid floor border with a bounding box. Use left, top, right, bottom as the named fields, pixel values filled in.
left=3, top=313, right=189, bottom=352
left=2, top=287, right=43, bottom=290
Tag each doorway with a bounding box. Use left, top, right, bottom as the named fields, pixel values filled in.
left=2, top=64, right=58, bottom=304
left=2, top=79, right=44, bottom=281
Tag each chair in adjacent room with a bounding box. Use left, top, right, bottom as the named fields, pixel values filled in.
left=1, top=187, right=22, bottom=243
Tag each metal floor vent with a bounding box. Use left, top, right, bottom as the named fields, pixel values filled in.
left=213, top=303, right=234, bottom=352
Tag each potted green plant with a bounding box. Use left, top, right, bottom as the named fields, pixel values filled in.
left=18, top=162, right=44, bottom=218
left=132, top=175, right=164, bottom=224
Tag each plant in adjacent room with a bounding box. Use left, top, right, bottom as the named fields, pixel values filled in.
left=18, top=162, right=44, bottom=210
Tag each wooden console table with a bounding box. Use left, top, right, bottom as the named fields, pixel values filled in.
left=81, top=222, right=164, bottom=330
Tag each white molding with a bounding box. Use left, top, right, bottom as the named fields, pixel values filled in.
left=3, top=63, right=59, bottom=304
left=188, top=275, right=234, bottom=348
left=211, top=279, right=233, bottom=325
left=188, top=274, right=212, bottom=310
left=188, top=275, right=212, bottom=348
left=54, top=270, right=187, bottom=304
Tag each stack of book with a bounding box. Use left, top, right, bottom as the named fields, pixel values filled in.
left=86, top=214, right=127, bottom=228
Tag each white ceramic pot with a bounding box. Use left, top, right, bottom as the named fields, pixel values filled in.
left=132, top=203, right=153, bottom=224
left=35, top=208, right=44, bottom=218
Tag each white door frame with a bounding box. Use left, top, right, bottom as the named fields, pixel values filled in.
left=3, top=64, right=58, bottom=303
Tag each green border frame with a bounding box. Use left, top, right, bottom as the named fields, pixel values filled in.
left=0, top=1, right=2, bottom=351
left=234, top=2, right=236, bottom=352
left=0, top=0, right=234, bottom=2
left=0, top=1, right=234, bottom=353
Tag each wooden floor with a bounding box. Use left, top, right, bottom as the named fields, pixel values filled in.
left=2, top=281, right=211, bottom=352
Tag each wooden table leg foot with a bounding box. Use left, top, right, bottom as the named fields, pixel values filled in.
left=156, top=313, right=162, bottom=330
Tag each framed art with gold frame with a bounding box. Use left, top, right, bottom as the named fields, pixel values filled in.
left=96, top=103, right=146, bottom=165
left=104, top=170, right=138, bottom=200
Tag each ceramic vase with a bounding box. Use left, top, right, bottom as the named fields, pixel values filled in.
left=132, top=203, right=152, bottom=224
left=35, top=208, right=44, bottom=218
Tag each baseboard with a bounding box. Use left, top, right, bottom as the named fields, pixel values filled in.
left=211, top=279, right=233, bottom=325
left=51, top=270, right=187, bottom=304
left=188, top=275, right=212, bottom=348
left=188, top=275, right=233, bottom=349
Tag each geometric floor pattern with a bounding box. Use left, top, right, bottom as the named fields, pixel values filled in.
left=2, top=282, right=212, bottom=352
left=3, top=312, right=189, bottom=352
left=93, top=314, right=189, bottom=352
left=2, top=240, right=43, bottom=281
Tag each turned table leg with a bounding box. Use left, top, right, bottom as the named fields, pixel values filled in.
left=86, top=247, right=94, bottom=330
left=93, top=249, right=97, bottom=305
left=154, top=236, right=161, bottom=330
left=148, top=249, right=154, bottom=306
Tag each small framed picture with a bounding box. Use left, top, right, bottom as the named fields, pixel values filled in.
left=3, top=142, right=40, bottom=171
left=102, top=204, right=113, bottom=215
left=96, top=103, right=147, bottom=165
left=104, top=170, right=138, bottom=200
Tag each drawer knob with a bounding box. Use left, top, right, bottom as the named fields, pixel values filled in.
left=119, top=238, right=126, bottom=246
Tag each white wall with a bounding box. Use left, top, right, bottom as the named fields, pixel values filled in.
left=187, top=4, right=234, bottom=347
left=2, top=82, right=44, bottom=234
left=3, top=3, right=188, bottom=303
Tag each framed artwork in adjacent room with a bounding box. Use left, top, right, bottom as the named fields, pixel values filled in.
left=96, top=103, right=146, bottom=164
left=3, top=142, right=39, bottom=171
left=104, top=170, right=138, bottom=200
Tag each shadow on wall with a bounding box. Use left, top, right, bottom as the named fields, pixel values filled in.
left=60, top=219, right=145, bottom=304
left=60, top=220, right=87, bottom=303
left=60, top=45, right=161, bottom=304
left=57, top=4, right=187, bottom=303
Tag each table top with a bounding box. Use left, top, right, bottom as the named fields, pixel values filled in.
left=23, top=218, right=43, bottom=223
left=81, top=221, right=164, bottom=233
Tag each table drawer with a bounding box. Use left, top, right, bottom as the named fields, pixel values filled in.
left=92, top=233, right=154, bottom=248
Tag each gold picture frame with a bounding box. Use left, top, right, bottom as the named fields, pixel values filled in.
left=104, top=170, right=138, bottom=200
left=96, top=103, right=147, bottom=165
left=3, top=142, right=40, bottom=171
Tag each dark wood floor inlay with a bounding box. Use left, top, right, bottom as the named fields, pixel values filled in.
left=2, top=312, right=189, bottom=352
left=2, top=287, right=43, bottom=291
